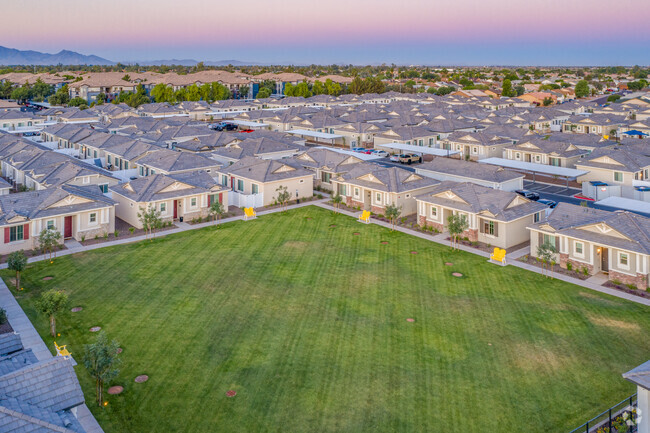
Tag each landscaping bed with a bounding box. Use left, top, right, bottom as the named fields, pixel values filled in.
left=603, top=280, right=650, bottom=299
left=518, top=254, right=591, bottom=280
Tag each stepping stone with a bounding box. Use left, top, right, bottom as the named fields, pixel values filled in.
left=380, top=241, right=389, bottom=244
left=353, top=232, right=360, bottom=235
left=406, top=318, right=415, bottom=322
left=410, top=251, right=418, bottom=255
left=116, top=348, right=123, bottom=354
left=306, top=217, right=312, bottom=220
left=107, top=386, right=123, bottom=395
left=89, top=326, right=101, bottom=332
left=226, top=390, right=237, bottom=397
left=134, top=375, right=149, bottom=383
left=330, top=224, right=337, bottom=228
left=445, top=262, right=453, bottom=266
left=43, top=276, right=53, bottom=281
left=71, top=307, right=82, bottom=313
left=452, top=272, right=463, bottom=277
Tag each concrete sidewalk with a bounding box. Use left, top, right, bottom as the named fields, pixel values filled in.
left=314, top=202, right=650, bottom=307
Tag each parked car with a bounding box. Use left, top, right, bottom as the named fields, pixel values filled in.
left=398, top=153, right=422, bottom=164
left=371, top=150, right=389, bottom=157
left=351, top=147, right=366, bottom=153
left=515, top=189, right=540, bottom=201
left=238, top=129, right=254, bottom=133
left=538, top=199, right=557, bottom=208
left=211, top=122, right=238, bottom=131
left=389, top=154, right=400, bottom=162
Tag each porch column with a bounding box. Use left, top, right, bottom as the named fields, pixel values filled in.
left=623, top=360, right=650, bottom=433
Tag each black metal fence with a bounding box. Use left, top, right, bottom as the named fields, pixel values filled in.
left=568, top=393, right=638, bottom=433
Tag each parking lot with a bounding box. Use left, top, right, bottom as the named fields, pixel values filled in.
left=523, top=181, right=581, bottom=197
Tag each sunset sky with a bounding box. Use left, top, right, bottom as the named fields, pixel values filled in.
left=3, top=0, right=649, bottom=65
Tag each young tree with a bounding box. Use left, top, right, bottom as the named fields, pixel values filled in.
left=331, top=193, right=343, bottom=213
left=384, top=203, right=402, bottom=231
left=274, top=185, right=291, bottom=211
left=7, top=250, right=28, bottom=291
left=137, top=205, right=163, bottom=240
left=38, top=228, right=62, bottom=261
left=256, top=87, right=272, bottom=99
left=447, top=214, right=469, bottom=250
left=501, top=79, right=514, bottom=97
left=575, top=80, right=590, bottom=98
left=83, top=332, right=121, bottom=407
left=536, top=242, right=557, bottom=278
left=209, top=201, right=226, bottom=228
left=36, top=289, right=68, bottom=337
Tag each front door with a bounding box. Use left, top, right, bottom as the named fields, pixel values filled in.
left=64, top=216, right=72, bottom=238
left=364, top=190, right=372, bottom=211
left=173, top=200, right=178, bottom=219
left=601, top=247, right=609, bottom=272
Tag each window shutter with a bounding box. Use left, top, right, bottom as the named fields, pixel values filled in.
left=494, top=222, right=498, bottom=237
left=4, top=227, right=9, bottom=244
left=479, top=218, right=484, bottom=233
left=538, top=232, right=543, bottom=245
left=23, top=224, right=29, bottom=240
left=555, top=236, right=560, bottom=251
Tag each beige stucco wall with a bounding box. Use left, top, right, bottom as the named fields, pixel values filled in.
left=575, top=166, right=637, bottom=186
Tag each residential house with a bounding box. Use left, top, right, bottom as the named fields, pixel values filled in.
left=416, top=181, right=547, bottom=248
left=330, top=163, right=439, bottom=215
left=110, top=171, right=227, bottom=227
left=504, top=137, right=590, bottom=167
left=290, top=148, right=364, bottom=191
left=415, top=157, right=524, bottom=191
left=528, top=202, right=650, bottom=289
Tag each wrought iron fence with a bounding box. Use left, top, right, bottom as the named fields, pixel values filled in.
left=568, top=393, right=637, bottom=433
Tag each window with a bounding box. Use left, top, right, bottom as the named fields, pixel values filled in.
left=483, top=220, right=495, bottom=235
left=9, top=225, right=24, bottom=242
left=237, top=180, right=244, bottom=191
left=47, top=220, right=55, bottom=230
left=375, top=193, right=381, bottom=203
left=252, top=183, right=259, bottom=194
left=99, top=184, right=108, bottom=193
left=89, top=213, right=97, bottom=224
left=321, top=172, right=332, bottom=183
left=575, top=242, right=583, bottom=255
left=107, top=155, right=112, bottom=164
left=160, top=203, right=166, bottom=213
left=473, top=147, right=478, bottom=154
left=299, top=179, right=304, bottom=183
left=429, top=138, right=434, bottom=146
left=191, top=197, right=197, bottom=207
left=619, top=253, right=629, bottom=267
left=534, top=212, right=541, bottom=223
left=124, top=162, right=129, bottom=170
left=430, top=206, right=437, bottom=217
left=354, top=188, right=360, bottom=197
left=82, top=176, right=90, bottom=184
left=93, top=150, right=98, bottom=158
left=515, top=152, right=520, bottom=159
left=222, top=175, right=228, bottom=186
left=543, top=234, right=555, bottom=247
left=418, top=139, right=423, bottom=146
left=614, top=172, right=623, bottom=182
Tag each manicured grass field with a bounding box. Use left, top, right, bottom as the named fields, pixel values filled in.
left=4, top=205, right=649, bottom=433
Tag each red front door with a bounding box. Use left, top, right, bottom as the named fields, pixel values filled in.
left=64, top=216, right=72, bottom=238
left=173, top=200, right=178, bottom=219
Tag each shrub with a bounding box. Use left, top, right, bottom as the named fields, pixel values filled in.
left=612, top=279, right=622, bottom=286
left=626, top=283, right=638, bottom=291
left=129, top=227, right=135, bottom=235
left=566, top=262, right=572, bottom=271
left=317, top=194, right=323, bottom=199
left=582, top=267, right=589, bottom=276
left=400, top=217, right=407, bottom=224
left=94, top=235, right=98, bottom=240
left=103, top=232, right=108, bottom=239
left=114, top=230, right=119, bottom=238
left=81, top=235, right=86, bottom=242
left=0, top=307, right=7, bottom=325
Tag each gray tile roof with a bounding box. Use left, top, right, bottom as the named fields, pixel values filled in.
left=416, top=181, right=547, bottom=222
left=219, top=156, right=313, bottom=183
left=110, top=170, right=222, bottom=202
left=337, top=162, right=439, bottom=193
left=0, top=357, right=84, bottom=412
left=0, top=333, right=24, bottom=357
left=416, top=158, right=524, bottom=183
left=623, top=360, right=650, bottom=390
left=0, top=349, right=38, bottom=376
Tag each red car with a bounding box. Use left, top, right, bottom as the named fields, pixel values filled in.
left=238, top=129, right=254, bottom=133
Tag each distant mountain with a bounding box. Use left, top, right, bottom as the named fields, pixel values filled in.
left=0, top=46, right=114, bottom=66
left=133, top=59, right=260, bottom=66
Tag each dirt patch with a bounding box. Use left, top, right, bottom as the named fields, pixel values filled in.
left=512, top=343, right=567, bottom=371
left=134, top=375, right=149, bottom=383
left=587, top=314, right=640, bottom=331
left=0, top=321, right=14, bottom=335
left=43, top=276, right=54, bottom=281
left=283, top=241, right=309, bottom=250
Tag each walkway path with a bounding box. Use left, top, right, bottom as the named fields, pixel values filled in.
left=314, top=202, right=650, bottom=307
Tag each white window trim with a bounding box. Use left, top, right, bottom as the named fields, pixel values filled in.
left=89, top=213, right=98, bottom=226
left=618, top=251, right=630, bottom=270
left=574, top=241, right=585, bottom=258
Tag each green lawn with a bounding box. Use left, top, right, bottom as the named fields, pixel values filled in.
left=4, top=205, right=649, bottom=433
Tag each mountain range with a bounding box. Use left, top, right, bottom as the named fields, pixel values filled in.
left=0, top=46, right=259, bottom=67
left=0, top=46, right=114, bottom=66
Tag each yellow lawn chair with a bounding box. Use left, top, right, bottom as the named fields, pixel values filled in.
left=243, top=207, right=257, bottom=220
left=490, top=247, right=507, bottom=265
left=358, top=210, right=371, bottom=224
left=54, top=341, right=71, bottom=358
